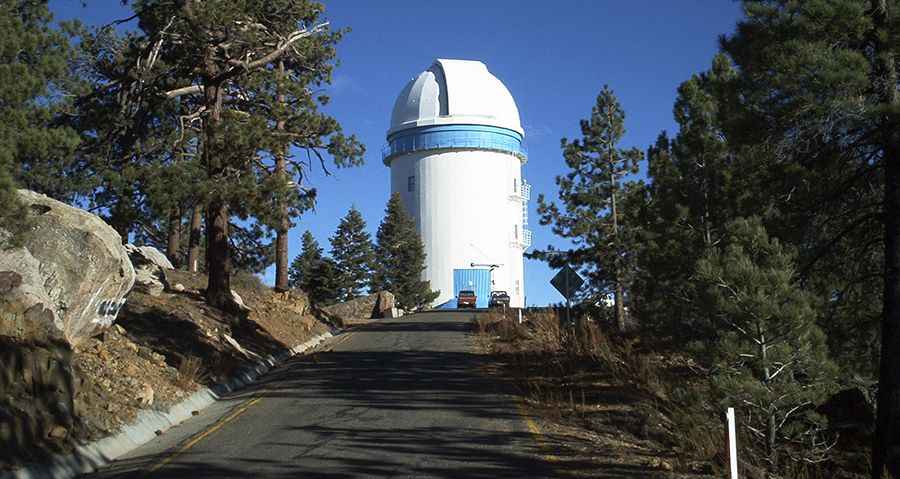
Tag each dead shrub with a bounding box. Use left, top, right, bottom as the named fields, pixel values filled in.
left=569, top=319, right=617, bottom=366
left=175, top=355, right=205, bottom=389
left=633, top=354, right=664, bottom=397
left=529, top=310, right=561, bottom=350
left=476, top=312, right=528, bottom=343
left=474, top=315, right=494, bottom=335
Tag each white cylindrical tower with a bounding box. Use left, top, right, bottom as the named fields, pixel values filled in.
left=384, top=59, right=530, bottom=308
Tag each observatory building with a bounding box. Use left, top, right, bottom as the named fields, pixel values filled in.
left=384, top=59, right=530, bottom=308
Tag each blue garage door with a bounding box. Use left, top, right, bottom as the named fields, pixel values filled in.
left=453, top=269, right=491, bottom=308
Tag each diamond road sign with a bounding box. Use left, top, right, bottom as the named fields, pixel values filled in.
left=550, top=265, right=584, bottom=300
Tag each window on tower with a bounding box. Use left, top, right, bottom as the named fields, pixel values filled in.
left=513, top=178, right=517, bottom=193
left=408, top=175, right=415, bottom=192
left=514, top=224, right=518, bottom=239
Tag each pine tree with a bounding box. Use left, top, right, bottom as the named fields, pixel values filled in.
left=289, top=230, right=323, bottom=292
left=631, top=56, right=745, bottom=341
left=373, top=193, right=438, bottom=310
left=306, top=256, right=343, bottom=306
left=288, top=231, right=341, bottom=305
left=103, top=0, right=364, bottom=314
left=696, top=217, right=837, bottom=471
left=718, top=3, right=899, bottom=473
left=330, top=207, right=375, bottom=301
left=0, top=0, right=80, bottom=243
left=535, top=86, right=641, bottom=331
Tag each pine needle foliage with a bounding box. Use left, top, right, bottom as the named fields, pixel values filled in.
left=289, top=230, right=323, bottom=292
left=0, top=0, right=80, bottom=245
left=373, top=193, right=438, bottom=311
left=696, top=217, right=837, bottom=471
left=535, top=85, right=642, bottom=330
left=288, top=230, right=341, bottom=305
left=91, top=0, right=366, bottom=311
left=330, top=207, right=375, bottom=301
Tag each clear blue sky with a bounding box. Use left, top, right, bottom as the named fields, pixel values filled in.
left=49, top=0, right=743, bottom=306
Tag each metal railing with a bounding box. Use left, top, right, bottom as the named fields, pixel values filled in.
left=510, top=228, right=532, bottom=250
left=382, top=136, right=528, bottom=162
left=520, top=180, right=531, bottom=201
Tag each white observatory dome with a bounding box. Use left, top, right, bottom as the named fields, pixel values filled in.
left=388, top=59, right=523, bottom=136
left=385, top=58, right=530, bottom=310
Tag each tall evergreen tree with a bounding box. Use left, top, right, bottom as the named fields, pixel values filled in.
left=0, top=0, right=80, bottom=241
left=718, top=2, right=899, bottom=474
left=535, top=86, right=641, bottom=331
left=289, top=230, right=323, bottom=292
left=306, top=256, right=343, bottom=306
left=288, top=231, right=341, bottom=305
left=330, top=207, right=375, bottom=301
left=696, top=217, right=837, bottom=471
left=631, top=56, right=748, bottom=342
left=105, top=0, right=363, bottom=314
left=373, top=193, right=438, bottom=310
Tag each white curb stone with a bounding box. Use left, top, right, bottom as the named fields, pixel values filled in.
left=3, top=331, right=334, bottom=479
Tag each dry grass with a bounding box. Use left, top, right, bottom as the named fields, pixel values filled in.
left=477, top=309, right=724, bottom=476
left=477, top=311, right=864, bottom=478
left=175, top=355, right=205, bottom=390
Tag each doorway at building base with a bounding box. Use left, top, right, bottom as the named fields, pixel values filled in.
left=453, top=268, right=490, bottom=308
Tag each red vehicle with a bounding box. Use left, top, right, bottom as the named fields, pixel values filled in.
left=457, top=290, right=477, bottom=309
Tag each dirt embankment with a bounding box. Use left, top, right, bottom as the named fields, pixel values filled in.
left=2, top=270, right=330, bottom=469
left=474, top=311, right=717, bottom=479
left=476, top=312, right=872, bottom=479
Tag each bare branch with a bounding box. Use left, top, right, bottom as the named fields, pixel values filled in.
left=165, top=85, right=204, bottom=99
left=224, top=22, right=329, bottom=73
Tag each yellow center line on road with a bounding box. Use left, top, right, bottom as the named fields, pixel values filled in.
left=143, top=332, right=352, bottom=474
left=144, top=395, right=264, bottom=475
left=516, top=400, right=560, bottom=463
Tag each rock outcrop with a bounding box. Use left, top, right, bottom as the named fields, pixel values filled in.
left=322, top=291, right=396, bottom=322
left=0, top=190, right=135, bottom=347
left=125, top=244, right=173, bottom=297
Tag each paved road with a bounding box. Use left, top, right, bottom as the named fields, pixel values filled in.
left=83, top=311, right=552, bottom=478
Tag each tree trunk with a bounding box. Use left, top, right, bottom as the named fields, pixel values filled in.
left=878, top=141, right=900, bottom=479
left=614, top=283, right=625, bottom=331
left=200, top=81, right=237, bottom=314
left=109, top=194, right=133, bottom=244
left=759, top=331, right=777, bottom=470
left=872, top=1, right=900, bottom=477
left=876, top=125, right=900, bottom=478
left=166, top=207, right=181, bottom=268
left=187, top=205, right=203, bottom=272
left=205, top=198, right=234, bottom=309
left=608, top=153, right=626, bottom=332
left=274, top=60, right=290, bottom=292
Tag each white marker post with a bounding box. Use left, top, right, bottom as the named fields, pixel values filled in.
left=726, top=407, right=738, bottom=479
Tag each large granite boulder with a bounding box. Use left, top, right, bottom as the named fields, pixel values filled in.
left=323, top=291, right=396, bottom=322
left=125, top=244, right=173, bottom=271
left=124, top=244, right=173, bottom=296
left=0, top=190, right=135, bottom=347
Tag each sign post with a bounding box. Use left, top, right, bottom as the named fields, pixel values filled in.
left=726, top=407, right=738, bottom=479
left=550, top=265, right=584, bottom=325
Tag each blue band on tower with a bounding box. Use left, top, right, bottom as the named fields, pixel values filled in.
left=383, top=124, right=526, bottom=163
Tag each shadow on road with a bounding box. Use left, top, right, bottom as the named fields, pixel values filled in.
left=80, top=316, right=560, bottom=478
